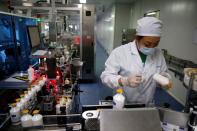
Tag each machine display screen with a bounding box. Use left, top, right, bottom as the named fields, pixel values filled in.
left=27, top=26, right=41, bottom=49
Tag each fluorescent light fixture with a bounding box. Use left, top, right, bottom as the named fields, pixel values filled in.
left=80, top=0, right=86, bottom=4
left=23, top=3, right=33, bottom=6
left=104, top=17, right=112, bottom=22
left=84, top=6, right=88, bottom=10
left=69, top=25, right=73, bottom=29
left=45, top=24, right=49, bottom=30
left=75, top=25, right=78, bottom=30
left=147, top=12, right=156, bottom=16
left=78, top=4, right=82, bottom=8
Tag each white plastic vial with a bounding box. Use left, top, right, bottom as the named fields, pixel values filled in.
left=153, top=73, right=169, bottom=86
left=32, top=110, right=43, bottom=126
left=24, top=94, right=30, bottom=109
left=60, top=56, right=65, bottom=66
left=28, top=65, right=34, bottom=82
left=56, top=104, right=61, bottom=114
left=113, top=88, right=125, bottom=110
left=10, top=103, right=21, bottom=125
left=16, top=101, right=24, bottom=112
left=20, top=98, right=28, bottom=109
left=34, top=85, right=41, bottom=92
left=21, top=110, right=32, bottom=128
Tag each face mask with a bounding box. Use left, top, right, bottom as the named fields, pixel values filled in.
left=139, top=47, right=155, bottom=55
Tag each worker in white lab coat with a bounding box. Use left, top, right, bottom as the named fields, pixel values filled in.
left=101, top=17, right=172, bottom=105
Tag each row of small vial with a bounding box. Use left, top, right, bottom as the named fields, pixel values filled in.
left=21, top=109, right=43, bottom=128
left=10, top=105, right=43, bottom=128
left=56, top=97, right=72, bottom=114
left=10, top=77, right=46, bottom=126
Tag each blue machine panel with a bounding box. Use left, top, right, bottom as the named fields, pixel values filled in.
left=0, top=13, right=17, bottom=79
left=14, top=16, right=37, bottom=71
left=0, top=12, right=38, bottom=80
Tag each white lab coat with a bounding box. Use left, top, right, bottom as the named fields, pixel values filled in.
left=100, top=41, right=168, bottom=104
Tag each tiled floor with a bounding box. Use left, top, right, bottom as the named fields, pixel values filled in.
left=79, top=83, right=101, bottom=105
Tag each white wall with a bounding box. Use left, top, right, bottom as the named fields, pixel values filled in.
left=95, top=6, right=115, bottom=54
left=113, top=4, right=132, bottom=48
left=130, top=0, right=197, bottom=104
left=95, top=3, right=132, bottom=80
left=95, top=3, right=132, bottom=53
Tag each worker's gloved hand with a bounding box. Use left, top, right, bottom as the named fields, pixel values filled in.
left=120, top=75, right=142, bottom=87
left=160, top=72, right=172, bottom=89
left=160, top=72, right=171, bottom=79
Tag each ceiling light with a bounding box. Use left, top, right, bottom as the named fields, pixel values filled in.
left=80, top=0, right=86, bottom=4
left=146, top=12, right=156, bottom=16
left=69, top=25, right=73, bottom=29
left=84, top=6, right=88, bottom=10
left=78, top=4, right=82, bottom=8
left=23, top=3, right=33, bottom=7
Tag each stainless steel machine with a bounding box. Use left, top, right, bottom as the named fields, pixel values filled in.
left=81, top=5, right=95, bottom=81
left=100, top=108, right=162, bottom=131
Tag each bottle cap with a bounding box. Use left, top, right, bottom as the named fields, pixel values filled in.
left=20, top=94, right=25, bottom=98
left=15, top=98, right=21, bottom=102
left=65, top=79, right=70, bottom=84
left=33, top=110, right=40, bottom=115
left=12, top=103, right=17, bottom=107
left=117, top=88, right=123, bottom=94
left=22, top=109, right=29, bottom=114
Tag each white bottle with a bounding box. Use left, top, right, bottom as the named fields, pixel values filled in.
left=59, top=55, right=65, bottom=66
left=16, top=101, right=24, bottom=112
left=31, top=87, right=37, bottom=102
left=34, top=85, right=41, bottom=92
left=20, top=97, right=28, bottom=109
left=67, top=98, right=72, bottom=112
left=21, top=110, right=32, bottom=128
left=113, top=88, right=125, bottom=110
left=28, top=65, right=34, bottom=82
left=153, top=73, right=170, bottom=86
left=15, top=98, right=23, bottom=111
left=28, top=89, right=34, bottom=107
left=10, top=103, right=21, bottom=125
left=39, top=79, right=45, bottom=87
left=32, top=110, right=43, bottom=126
left=56, top=103, right=61, bottom=114
left=24, top=91, right=30, bottom=109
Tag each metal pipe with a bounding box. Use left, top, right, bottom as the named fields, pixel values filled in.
left=184, top=73, right=197, bottom=113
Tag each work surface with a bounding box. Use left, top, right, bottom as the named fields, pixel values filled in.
left=2, top=107, right=189, bottom=131
left=0, top=72, right=29, bottom=89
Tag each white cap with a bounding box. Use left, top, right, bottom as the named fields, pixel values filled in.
left=136, top=17, right=163, bottom=36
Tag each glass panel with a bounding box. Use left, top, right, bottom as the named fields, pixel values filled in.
left=14, top=16, right=38, bottom=71
left=0, top=14, right=17, bottom=79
